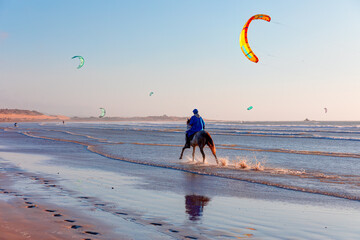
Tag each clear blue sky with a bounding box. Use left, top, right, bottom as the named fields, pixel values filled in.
left=1, top=0, right=359, bottom=120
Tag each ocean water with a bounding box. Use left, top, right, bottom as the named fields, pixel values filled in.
left=1, top=121, right=360, bottom=239
left=6, top=121, right=360, bottom=200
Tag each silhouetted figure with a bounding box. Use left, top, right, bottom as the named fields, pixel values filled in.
left=185, top=194, right=210, bottom=221
left=14, top=123, right=17, bottom=127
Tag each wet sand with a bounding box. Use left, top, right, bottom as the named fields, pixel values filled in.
left=0, top=171, right=128, bottom=240
left=0, top=159, right=177, bottom=240
left=0, top=198, right=95, bottom=240
left=2, top=151, right=360, bottom=240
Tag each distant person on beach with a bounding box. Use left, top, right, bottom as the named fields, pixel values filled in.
left=14, top=123, right=17, bottom=127
left=62, top=121, right=65, bottom=125
left=185, top=109, right=205, bottom=148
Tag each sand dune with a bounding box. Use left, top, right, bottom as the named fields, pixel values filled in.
left=0, top=109, right=69, bottom=122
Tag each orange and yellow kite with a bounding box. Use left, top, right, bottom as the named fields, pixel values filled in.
left=240, top=14, right=271, bottom=63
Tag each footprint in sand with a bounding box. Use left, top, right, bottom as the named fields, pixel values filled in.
left=45, top=209, right=57, bottom=212
left=150, top=223, right=162, bottom=226
left=26, top=205, right=37, bottom=208
left=169, top=229, right=179, bottom=233
left=184, top=236, right=198, bottom=240
left=64, top=219, right=76, bottom=223
left=84, top=231, right=99, bottom=235
left=53, top=213, right=62, bottom=217
left=25, top=202, right=33, bottom=204
left=70, top=225, right=82, bottom=229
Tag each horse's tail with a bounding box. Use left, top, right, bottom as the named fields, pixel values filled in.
left=205, top=132, right=217, bottom=162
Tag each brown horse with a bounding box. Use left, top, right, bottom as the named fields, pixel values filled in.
left=179, top=129, right=218, bottom=164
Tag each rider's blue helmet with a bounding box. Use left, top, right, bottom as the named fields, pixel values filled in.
left=193, top=109, right=198, bottom=114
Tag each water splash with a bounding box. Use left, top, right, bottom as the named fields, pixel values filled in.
left=231, top=156, right=265, bottom=171
left=219, top=158, right=228, bottom=167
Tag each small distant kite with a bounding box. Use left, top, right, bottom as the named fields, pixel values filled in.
left=240, top=14, right=271, bottom=63
left=99, top=108, right=106, bottom=118
left=324, top=108, right=327, bottom=113
left=72, top=56, right=85, bottom=69
left=149, top=92, right=154, bottom=96
left=247, top=106, right=253, bottom=110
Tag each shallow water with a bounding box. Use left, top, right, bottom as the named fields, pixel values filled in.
left=5, top=121, right=360, bottom=201
left=1, top=121, right=360, bottom=239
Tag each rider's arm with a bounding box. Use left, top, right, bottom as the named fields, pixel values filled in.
left=189, top=116, right=196, bottom=126
left=201, top=117, right=205, bottom=129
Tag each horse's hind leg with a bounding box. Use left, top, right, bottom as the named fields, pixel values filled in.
left=192, top=146, right=196, bottom=162
left=199, top=146, right=206, bottom=163
left=208, top=144, right=218, bottom=165
left=211, top=150, right=218, bottom=165
left=179, top=147, right=186, bottom=159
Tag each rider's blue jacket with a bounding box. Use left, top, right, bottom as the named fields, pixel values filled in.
left=187, top=114, right=205, bottom=137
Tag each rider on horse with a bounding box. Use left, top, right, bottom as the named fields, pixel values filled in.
left=185, top=109, right=205, bottom=148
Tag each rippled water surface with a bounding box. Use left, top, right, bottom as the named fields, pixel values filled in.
left=1, top=121, right=360, bottom=239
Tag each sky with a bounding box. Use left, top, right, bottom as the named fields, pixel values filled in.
left=0, top=0, right=359, bottom=121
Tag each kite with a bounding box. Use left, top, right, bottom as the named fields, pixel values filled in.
left=240, top=14, right=271, bottom=63
left=149, top=92, right=154, bottom=96
left=99, top=108, right=106, bottom=118
left=72, top=56, right=85, bottom=69
left=247, top=106, right=253, bottom=110
left=324, top=108, right=327, bottom=113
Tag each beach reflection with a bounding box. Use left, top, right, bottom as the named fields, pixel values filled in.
left=185, top=194, right=210, bottom=221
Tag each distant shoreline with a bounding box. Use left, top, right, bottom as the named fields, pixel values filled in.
left=1, top=109, right=359, bottom=123
left=0, top=109, right=188, bottom=122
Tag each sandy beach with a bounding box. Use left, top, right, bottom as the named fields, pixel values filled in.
left=1, top=122, right=360, bottom=239
left=0, top=196, right=106, bottom=240
left=0, top=165, right=130, bottom=240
